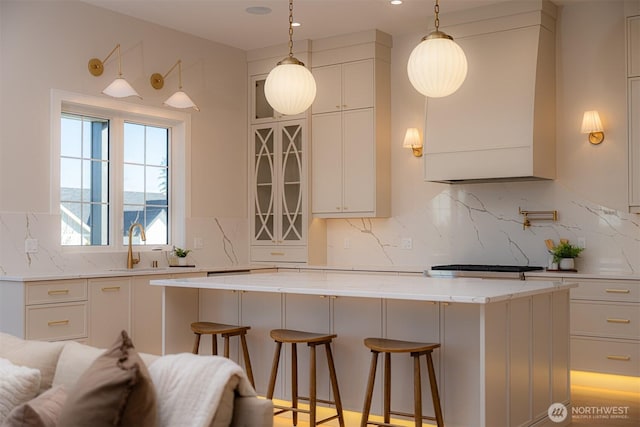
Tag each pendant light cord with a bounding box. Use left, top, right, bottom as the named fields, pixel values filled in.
left=288, top=0, right=294, bottom=58
left=434, top=0, right=440, bottom=32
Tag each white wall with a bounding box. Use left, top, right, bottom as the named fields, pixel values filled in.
left=0, top=1, right=249, bottom=274
left=324, top=0, right=640, bottom=274
left=1, top=0, right=638, bottom=276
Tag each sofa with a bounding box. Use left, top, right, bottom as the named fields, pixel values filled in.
left=0, top=331, right=273, bottom=427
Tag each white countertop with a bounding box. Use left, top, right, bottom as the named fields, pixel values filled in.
left=150, top=271, right=575, bottom=304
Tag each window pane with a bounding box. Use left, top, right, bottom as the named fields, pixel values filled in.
left=124, top=122, right=145, bottom=164
left=123, top=164, right=145, bottom=203
left=61, top=116, right=82, bottom=157
left=145, top=207, right=167, bottom=245
left=146, top=126, right=168, bottom=166
left=146, top=166, right=167, bottom=200
left=60, top=113, right=109, bottom=246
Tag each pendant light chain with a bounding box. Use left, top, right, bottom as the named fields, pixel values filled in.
left=434, top=0, right=440, bottom=32
left=288, top=0, right=294, bottom=58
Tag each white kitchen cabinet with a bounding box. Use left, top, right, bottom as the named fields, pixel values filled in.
left=88, top=277, right=130, bottom=348
left=629, top=79, right=640, bottom=210
left=312, top=60, right=374, bottom=114
left=240, top=291, right=283, bottom=396
left=311, top=59, right=390, bottom=218
left=629, top=15, right=640, bottom=78
left=22, top=279, right=88, bottom=342
left=568, top=278, right=640, bottom=376
left=251, top=120, right=319, bottom=263
left=131, top=274, right=171, bottom=355
left=250, top=74, right=306, bottom=124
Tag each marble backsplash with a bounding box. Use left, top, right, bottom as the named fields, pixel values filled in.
left=0, top=213, right=248, bottom=276
left=325, top=181, right=640, bottom=274
left=2, top=181, right=639, bottom=276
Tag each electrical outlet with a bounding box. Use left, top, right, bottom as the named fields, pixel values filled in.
left=194, top=237, right=204, bottom=249
left=577, top=237, right=586, bottom=249
left=343, top=238, right=350, bottom=249
left=401, top=238, right=413, bottom=250
left=25, top=238, right=38, bottom=254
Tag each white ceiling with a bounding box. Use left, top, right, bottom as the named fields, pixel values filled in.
left=82, top=0, right=519, bottom=51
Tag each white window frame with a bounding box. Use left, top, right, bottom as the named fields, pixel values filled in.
left=50, top=89, right=191, bottom=253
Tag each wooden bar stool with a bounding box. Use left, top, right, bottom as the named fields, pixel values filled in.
left=360, top=338, right=443, bottom=427
left=266, top=329, right=345, bottom=427
left=190, top=321, right=255, bottom=387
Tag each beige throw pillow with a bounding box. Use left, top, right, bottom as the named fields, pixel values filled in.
left=1, top=386, right=67, bottom=427
left=57, top=331, right=157, bottom=427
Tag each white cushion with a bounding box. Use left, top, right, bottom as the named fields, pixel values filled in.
left=0, top=333, right=64, bottom=394
left=0, top=358, right=41, bottom=423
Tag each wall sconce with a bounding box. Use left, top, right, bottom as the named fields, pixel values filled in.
left=403, top=128, right=423, bottom=157
left=581, top=110, right=604, bottom=144
left=150, top=60, right=200, bottom=111
left=88, top=44, right=141, bottom=99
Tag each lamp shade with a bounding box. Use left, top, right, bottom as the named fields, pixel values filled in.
left=164, top=91, right=200, bottom=111
left=407, top=35, right=468, bottom=98
left=581, top=110, right=603, bottom=133
left=264, top=61, right=317, bottom=116
left=102, top=77, right=141, bottom=99
left=403, top=128, right=422, bottom=148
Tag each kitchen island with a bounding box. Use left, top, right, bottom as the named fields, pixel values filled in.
left=151, top=270, right=575, bottom=427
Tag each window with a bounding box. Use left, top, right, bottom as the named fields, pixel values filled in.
left=53, top=90, right=189, bottom=251
left=60, top=113, right=110, bottom=245
left=122, top=122, right=169, bottom=246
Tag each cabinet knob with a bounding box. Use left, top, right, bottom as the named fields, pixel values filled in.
left=335, top=105, right=340, bottom=109
left=336, top=207, right=341, bottom=210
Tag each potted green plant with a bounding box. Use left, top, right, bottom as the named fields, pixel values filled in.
left=173, top=246, right=191, bottom=266
left=551, top=242, right=583, bottom=270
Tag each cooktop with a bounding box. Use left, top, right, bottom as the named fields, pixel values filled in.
left=431, top=264, right=544, bottom=272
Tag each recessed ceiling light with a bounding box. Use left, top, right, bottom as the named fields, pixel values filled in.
left=390, top=0, right=403, bottom=5
left=246, top=6, right=272, bottom=15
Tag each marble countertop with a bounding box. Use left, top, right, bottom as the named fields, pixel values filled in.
left=0, top=265, right=256, bottom=282
left=4, top=262, right=640, bottom=282
left=150, top=270, right=575, bottom=304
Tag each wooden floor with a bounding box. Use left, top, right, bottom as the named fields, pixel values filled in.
left=271, top=384, right=640, bottom=427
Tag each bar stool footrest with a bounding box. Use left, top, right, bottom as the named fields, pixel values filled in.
left=389, top=409, right=437, bottom=421
left=297, top=396, right=337, bottom=406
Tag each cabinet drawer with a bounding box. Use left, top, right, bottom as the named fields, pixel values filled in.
left=570, top=279, right=639, bottom=303
left=26, top=301, right=88, bottom=341
left=571, top=301, right=640, bottom=339
left=250, top=246, right=307, bottom=263
left=571, top=337, right=640, bottom=376
left=26, top=279, right=87, bottom=305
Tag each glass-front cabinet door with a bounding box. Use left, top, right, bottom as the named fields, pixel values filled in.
left=251, top=74, right=306, bottom=124
left=251, top=120, right=306, bottom=246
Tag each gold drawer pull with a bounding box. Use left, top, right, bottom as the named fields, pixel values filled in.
left=605, top=289, right=630, bottom=294
left=101, top=286, right=121, bottom=292
left=48, top=289, right=69, bottom=295
left=48, top=320, right=69, bottom=327
left=607, top=355, right=631, bottom=361
left=270, top=252, right=285, bottom=256
left=607, top=318, right=631, bottom=324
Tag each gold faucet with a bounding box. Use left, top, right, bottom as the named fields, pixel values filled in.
left=127, top=222, right=146, bottom=269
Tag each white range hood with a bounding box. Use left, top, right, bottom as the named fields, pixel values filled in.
left=423, top=0, right=557, bottom=184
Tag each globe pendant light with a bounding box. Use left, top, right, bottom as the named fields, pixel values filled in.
left=407, top=0, right=467, bottom=98
left=264, top=0, right=316, bottom=116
